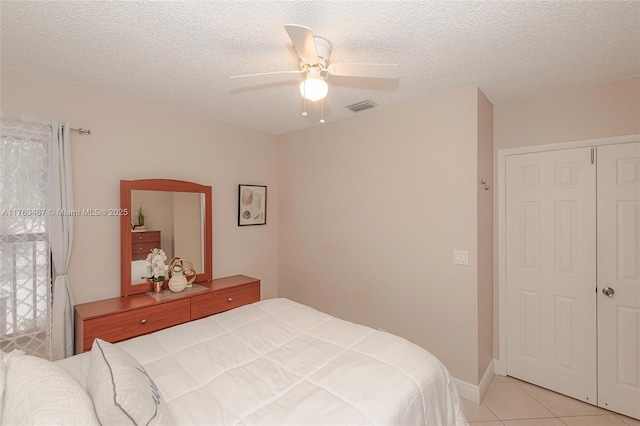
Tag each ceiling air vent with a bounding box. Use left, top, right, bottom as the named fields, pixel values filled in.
left=345, top=100, right=377, bottom=113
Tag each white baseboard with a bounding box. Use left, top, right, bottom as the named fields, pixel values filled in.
left=454, top=359, right=495, bottom=404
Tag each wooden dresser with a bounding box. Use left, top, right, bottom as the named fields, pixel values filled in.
left=74, top=275, right=260, bottom=354
left=131, top=230, right=161, bottom=260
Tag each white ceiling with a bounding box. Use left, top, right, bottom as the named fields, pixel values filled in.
left=1, top=1, right=639, bottom=135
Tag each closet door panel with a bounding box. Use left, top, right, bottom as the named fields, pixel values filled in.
left=506, top=147, right=597, bottom=404
left=597, top=141, right=640, bottom=419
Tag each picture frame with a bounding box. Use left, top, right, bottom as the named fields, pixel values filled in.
left=238, top=184, right=267, bottom=226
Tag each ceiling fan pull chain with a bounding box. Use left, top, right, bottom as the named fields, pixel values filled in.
left=320, top=99, right=325, bottom=123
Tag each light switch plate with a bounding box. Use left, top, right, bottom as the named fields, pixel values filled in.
left=453, top=250, right=469, bottom=265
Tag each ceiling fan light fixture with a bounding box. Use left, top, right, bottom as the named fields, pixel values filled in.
left=300, top=69, right=328, bottom=101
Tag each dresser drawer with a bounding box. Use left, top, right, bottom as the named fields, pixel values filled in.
left=132, top=242, right=160, bottom=259
left=81, top=299, right=190, bottom=352
left=191, top=283, right=260, bottom=320
left=132, top=231, right=160, bottom=243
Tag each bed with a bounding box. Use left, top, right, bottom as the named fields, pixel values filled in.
left=2, top=298, right=468, bottom=425
left=131, top=259, right=150, bottom=283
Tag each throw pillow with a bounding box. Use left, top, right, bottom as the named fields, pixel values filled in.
left=87, top=338, right=174, bottom=426
left=1, top=350, right=100, bottom=426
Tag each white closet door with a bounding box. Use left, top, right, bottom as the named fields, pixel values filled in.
left=597, top=142, right=640, bottom=419
left=506, top=147, right=597, bottom=404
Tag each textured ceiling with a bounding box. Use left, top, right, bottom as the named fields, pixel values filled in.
left=1, top=1, right=639, bottom=135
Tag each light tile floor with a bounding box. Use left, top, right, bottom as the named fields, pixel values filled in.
left=462, top=375, right=640, bottom=426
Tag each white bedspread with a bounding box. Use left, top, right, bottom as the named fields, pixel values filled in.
left=59, top=298, right=467, bottom=425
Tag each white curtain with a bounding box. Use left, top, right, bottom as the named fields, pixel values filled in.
left=49, top=122, right=75, bottom=360
left=0, top=118, right=52, bottom=359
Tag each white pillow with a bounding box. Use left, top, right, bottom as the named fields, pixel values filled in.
left=1, top=350, right=100, bottom=426
left=87, top=339, right=174, bottom=426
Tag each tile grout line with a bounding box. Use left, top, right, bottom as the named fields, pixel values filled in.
left=510, top=377, right=562, bottom=419
left=479, top=378, right=562, bottom=424
left=484, top=378, right=557, bottom=423
left=479, top=388, right=502, bottom=422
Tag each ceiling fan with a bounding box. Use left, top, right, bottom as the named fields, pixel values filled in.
left=230, top=24, right=399, bottom=119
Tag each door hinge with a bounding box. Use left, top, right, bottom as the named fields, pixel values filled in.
left=591, top=148, right=595, bottom=164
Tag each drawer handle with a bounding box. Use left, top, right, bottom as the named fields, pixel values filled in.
left=139, top=236, right=143, bottom=240
left=140, top=319, right=147, bottom=325
left=227, top=297, right=233, bottom=303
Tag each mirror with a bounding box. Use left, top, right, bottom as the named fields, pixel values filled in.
left=120, top=179, right=212, bottom=296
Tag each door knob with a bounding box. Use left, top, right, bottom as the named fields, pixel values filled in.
left=602, top=287, right=615, bottom=297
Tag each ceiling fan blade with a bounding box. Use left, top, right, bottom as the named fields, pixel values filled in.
left=327, top=63, right=399, bottom=79
left=284, top=24, right=319, bottom=64
left=229, top=70, right=304, bottom=79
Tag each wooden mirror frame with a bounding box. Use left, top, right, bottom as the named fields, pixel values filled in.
left=120, top=179, right=212, bottom=296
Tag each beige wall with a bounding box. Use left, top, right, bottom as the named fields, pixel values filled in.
left=477, top=89, right=494, bottom=380
left=1, top=67, right=279, bottom=304
left=172, top=192, right=204, bottom=273
left=495, top=77, right=640, bottom=150
left=278, top=86, right=492, bottom=384
left=493, top=76, right=640, bottom=357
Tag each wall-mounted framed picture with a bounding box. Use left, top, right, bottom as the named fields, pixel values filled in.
left=238, top=184, right=267, bottom=226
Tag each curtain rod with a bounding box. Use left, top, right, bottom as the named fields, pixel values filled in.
left=1, top=117, right=92, bottom=135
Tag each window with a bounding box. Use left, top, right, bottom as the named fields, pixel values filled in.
left=0, top=118, right=52, bottom=359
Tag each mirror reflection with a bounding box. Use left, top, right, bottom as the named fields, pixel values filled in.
left=129, top=190, right=205, bottom=285
left=120, top=179, right=212, bottom=296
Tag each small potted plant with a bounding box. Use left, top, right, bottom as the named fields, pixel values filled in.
left=145, top=248, right=168, bottom=292
left=137, top=202, right=145, bottom=227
